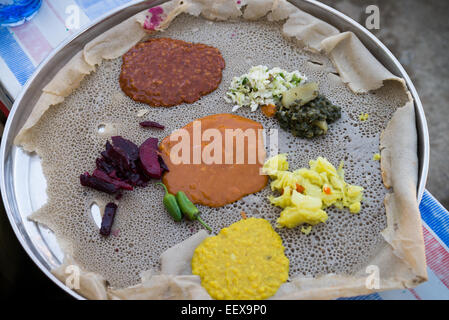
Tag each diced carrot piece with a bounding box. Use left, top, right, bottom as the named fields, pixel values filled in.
left=261, top=104, right=277, bottom=118
left=296, top=184, right=305, bottom=193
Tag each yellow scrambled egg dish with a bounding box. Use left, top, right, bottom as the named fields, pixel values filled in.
left=191, top=218, right=289, bottom=300
left=263, top=154, right=364, bottom=230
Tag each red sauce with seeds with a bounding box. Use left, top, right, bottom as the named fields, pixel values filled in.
left=120, top=38, right=225, bottom=107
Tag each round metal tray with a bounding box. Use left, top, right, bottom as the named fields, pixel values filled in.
left=0, top=0, right=429, bottom=300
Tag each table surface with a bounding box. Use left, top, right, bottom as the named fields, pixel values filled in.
left=0, top=0, right=448, bottom=300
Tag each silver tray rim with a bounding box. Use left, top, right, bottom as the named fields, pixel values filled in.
left=0, top=0, right=429, bottom=300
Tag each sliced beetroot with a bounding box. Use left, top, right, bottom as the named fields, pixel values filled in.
left=142, top=137, right=159, bottom=149
left=139, top=121, right=165, bottom=129
left=128, top=170, right=148, bottom=186
left=105, top=169, right=115, bottom=178
left=105, top=143, right=132, bottom=174
left=101, top=138, right=135, bottom=176
left=82, top=136, right=163, bottom=199
left=139, top=137, right=162, bottom=179
left=92, top=169, right=133, bottom=191
left=158, top=155, right=169, bottom=173
left=134, top=160, right=152, bottom=185
left=101, top=141, right=114, bottom=163
left=100, top=202, right=118, bottom=236
left=96, top=157, right=114, bottom=174
left=111, top=136, right=139, bottom=162
left=80, top=172, right=119, bottom=194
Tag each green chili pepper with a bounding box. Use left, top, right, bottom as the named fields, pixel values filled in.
left=175, top=191, right=212, bottom=232
left=156, top=183, right=182, bottom=222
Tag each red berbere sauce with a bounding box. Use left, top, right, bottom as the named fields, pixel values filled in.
left=120, top=38, right=225, bottom=107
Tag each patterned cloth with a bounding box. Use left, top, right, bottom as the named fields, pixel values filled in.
left=346, top=191, right=449, bottom=300
left=0, top=0, right=448, bottom=300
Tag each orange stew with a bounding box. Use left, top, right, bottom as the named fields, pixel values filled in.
left=159, top=114, right=268, bottom=207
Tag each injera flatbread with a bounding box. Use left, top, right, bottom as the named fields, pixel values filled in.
left=14, top=0, right=426, bottom=299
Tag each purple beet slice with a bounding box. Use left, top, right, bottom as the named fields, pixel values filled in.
left=133, top=160, right=151, bottom=185
left=100, top=202, right=118, bottom=236
left=139, top=137, right=162, bottom=179
left=101, top=138, right=137, bottom=176
left=92, top=169, right=133, bottom=191
left=108, top=170, right=120, bottom=181
left=105, top=143, right=132, bottom=174
left=139, top=121, right=165, bottom=129
left=96, top=157, right=115, bottom=175
left=111, top=136, right=139, bottom=162
left=101, top=141, right=114, bottom=163
left=81, top=135, right=163, bottom=198
left=80, top=172, right=119, bottom=194
left=158, top=155, right=169, bottom=173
